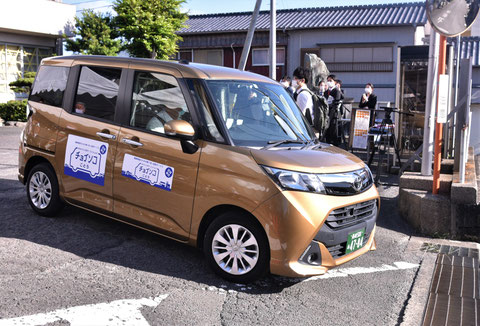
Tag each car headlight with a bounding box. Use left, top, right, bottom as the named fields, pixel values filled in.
left=262, top=166, right=373, bottom=196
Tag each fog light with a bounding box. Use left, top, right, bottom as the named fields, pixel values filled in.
left=308, top=253, right=318, bottom=264
left=299, top=241, right=322, bottom=266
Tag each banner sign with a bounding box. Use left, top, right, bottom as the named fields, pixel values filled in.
left=64, top=134, right=109, bottom=186
left=352, top=109, right=371, bottom=149
left=121, top=154, right=174, bottom=191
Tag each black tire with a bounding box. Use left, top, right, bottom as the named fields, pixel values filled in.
left=203, top=212, right=269, bottom=283
left=26, top=163, right=64, bottom=217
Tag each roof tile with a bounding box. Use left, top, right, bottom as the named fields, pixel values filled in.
left=179, top=2, right=427, bottom=34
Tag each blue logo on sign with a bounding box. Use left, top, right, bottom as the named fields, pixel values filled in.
left=165, top=167, right=173, bottom=178
left=100, top=145, right=107, bottom=155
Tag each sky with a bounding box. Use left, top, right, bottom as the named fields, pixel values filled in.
left=63, top=0, right=423, bottom=16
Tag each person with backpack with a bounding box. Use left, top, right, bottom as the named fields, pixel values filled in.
left=292, top=67, right=314, bottom=125
left=292, top=67, right=329, bottom=139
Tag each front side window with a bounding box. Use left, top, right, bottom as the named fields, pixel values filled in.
left=74, top=66, right=121, bottom=121
left=205, top=80, right=314, bottom=147
left=30, top=65, right=69, bottom=107
left=130, top=71, right=191, bottom=134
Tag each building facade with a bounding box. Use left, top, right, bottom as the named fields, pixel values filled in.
left=177, top=2, right=428, bottom=104
left=0, top=0, right=75, bottom=102
left=178, top=2, right=480, bottom=154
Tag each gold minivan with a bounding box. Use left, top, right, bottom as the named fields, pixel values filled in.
left=18, top=56, right=379, bottom=283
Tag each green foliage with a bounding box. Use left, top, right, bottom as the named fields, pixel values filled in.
left=9, top=72, right=36, bottom=93
left=65, top=10, right=122, bottom=56
left=0, top=100, right=27, bottom=122
left=113, top=0, right=187, bottom=59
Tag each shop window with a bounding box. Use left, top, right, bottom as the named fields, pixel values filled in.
left=319, top=46, right=394, bottom=72
left=252, top=48, right=285, bottom=66
left=193, top=49, right=223, bottom=66
left=178, top=50, right=192, bottom=62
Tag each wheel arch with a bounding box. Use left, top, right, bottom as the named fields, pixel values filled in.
left=23, top=156, right=55, bottom=184
left=196, top=204, right=270, bottom=254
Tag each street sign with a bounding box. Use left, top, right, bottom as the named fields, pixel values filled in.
left=437, top=74, right=449, bottom=123
left=426, top=0, right=480, bottom=37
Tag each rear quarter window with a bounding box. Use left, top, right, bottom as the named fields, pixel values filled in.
left=29, top=65, right=69, bottom=107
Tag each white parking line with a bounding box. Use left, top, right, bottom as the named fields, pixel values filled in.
left=0, top=295, right=168, bottom=326
left=302, top=261, right=419, bottom=282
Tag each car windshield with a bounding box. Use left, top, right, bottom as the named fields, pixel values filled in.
left=205, top=80, right=315, bottom=147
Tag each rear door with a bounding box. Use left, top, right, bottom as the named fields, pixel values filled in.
left=55, top=63, right=127, bottom=212
left=112, top=67, right=201, bottom=240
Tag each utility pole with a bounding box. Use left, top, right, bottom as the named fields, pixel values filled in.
left=238, top=0, right=262, bottom=71
left=269, top=0, right=276, bottom=80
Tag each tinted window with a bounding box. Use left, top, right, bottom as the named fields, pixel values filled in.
left=130, top=71, right=191, bottom=134
left=74, top=66, right=121, bottom=121
left=30, top=65, right=69, bottom=107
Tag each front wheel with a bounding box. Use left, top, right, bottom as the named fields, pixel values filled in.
left=26, top=163, right=64, bottom=217
left=203, top=212, right=269, bottom=283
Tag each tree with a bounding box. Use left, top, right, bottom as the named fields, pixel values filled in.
left=9, top=72, right=36, bottom=94
left=113, top=0, right=187, bottom=59
left=65, top=10, right=122, bottom=56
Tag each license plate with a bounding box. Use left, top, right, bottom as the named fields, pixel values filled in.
left=346, top=229, right=365, bottom=254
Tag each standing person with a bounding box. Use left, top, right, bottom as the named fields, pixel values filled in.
left=280, top=75, right=294, bottom=98
left=324, top=75, right=344, bottom=145
left=315, top=80, right=330, bottom=139
left=317, top=80, right=327, bottom=96
left=292, top=67, right=313, bottom=125
left=359, top=83, right=377, bottom=126
left=324, top=75, right=343, bottom=105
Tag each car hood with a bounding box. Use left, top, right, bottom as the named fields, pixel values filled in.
left=250, top=145, right=365, bottom=174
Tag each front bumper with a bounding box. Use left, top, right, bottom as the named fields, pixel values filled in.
left=252, top=185, right=380, bottom=277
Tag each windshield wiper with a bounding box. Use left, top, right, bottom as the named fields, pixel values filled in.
left=262, top=139, right=305, bottom=150
left=300, top=139, right=318, bottom=150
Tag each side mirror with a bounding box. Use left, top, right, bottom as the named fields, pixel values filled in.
left=164, top=120, right=196, bottom=140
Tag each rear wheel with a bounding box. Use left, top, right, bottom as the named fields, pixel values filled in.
left=203, top=212, right=269, bottom=283
left=27, top=163, right=63, bottom=217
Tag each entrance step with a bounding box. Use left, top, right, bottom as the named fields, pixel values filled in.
left=399, top=172, right=452, bottom=194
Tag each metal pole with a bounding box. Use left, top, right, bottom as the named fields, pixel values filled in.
left=269, top=0, right=276, bottom=80
left=444, top=44, right=454, bottom=158
left=433, top=35, right=447, bottom=194
left=421, top=31, right=439, bottom=176
left=454, top=36, right=461, bottom=107
left=393, top=46, right=401, bottom=167
left=238, top=0, right=262, bottom=71
left=452, top=35, right=461, bottom=158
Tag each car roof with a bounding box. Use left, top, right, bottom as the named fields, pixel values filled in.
left=42, top=55, right=277, bottom=84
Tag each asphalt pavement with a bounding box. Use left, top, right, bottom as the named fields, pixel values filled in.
left=0, top=125, right=477, bottom=326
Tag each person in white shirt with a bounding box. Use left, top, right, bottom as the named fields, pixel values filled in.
left=292, top=67, right=314, bottom=125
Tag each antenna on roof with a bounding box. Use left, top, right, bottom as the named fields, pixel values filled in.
left=179, top=59, right=190, bottom=65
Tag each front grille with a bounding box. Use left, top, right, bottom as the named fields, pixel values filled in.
left=325, top=200, right=377, bottom=230
left=327, top=234, right=370, bottom=259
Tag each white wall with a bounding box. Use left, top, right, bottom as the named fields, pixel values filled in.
left=287, top=26, right=418, bottom=104
left=470, top=105, right=480, bottom=155
left=0, top=0, right=75, bottom=37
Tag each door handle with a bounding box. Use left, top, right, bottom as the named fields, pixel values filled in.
left=96, top=132, right=116, bottom=140
left=122, top=138, right=143, bottom=147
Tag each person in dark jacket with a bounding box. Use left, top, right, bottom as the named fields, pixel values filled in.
left=324, top=75, right=343, bottom=104
left=359, top=83, right=377, bottom=126
left=359, top=83, right=377, bottom=109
